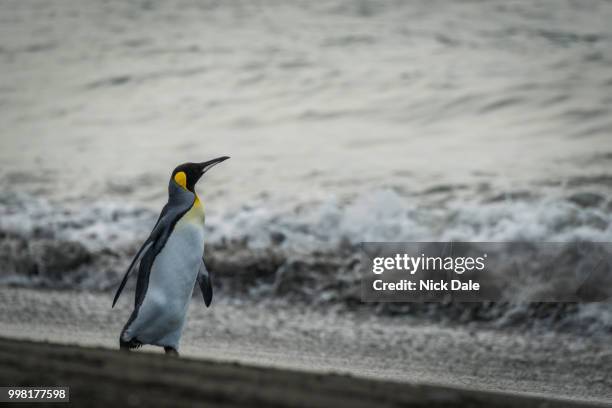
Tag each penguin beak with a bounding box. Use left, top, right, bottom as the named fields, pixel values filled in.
left=197, top=156, right=230, bottom=177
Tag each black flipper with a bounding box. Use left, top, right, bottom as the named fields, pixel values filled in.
left=112, top=239, right=154, bottom=308
left=112, top=181, right=195, bottom=308
left=197, top=258, right=213, bottom=307
left=112, top=205, right=167, bottom=308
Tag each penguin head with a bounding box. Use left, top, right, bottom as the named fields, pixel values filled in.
left=171, top=156, right=230, bottom=192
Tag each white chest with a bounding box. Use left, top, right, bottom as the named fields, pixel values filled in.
left=146, top=203, right=206, bottom=309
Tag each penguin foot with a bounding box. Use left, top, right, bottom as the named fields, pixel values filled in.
left=120, top=338, right=142, bottom=351
left=164, top=347, right=179, bottom=357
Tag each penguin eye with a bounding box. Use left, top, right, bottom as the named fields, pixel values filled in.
left=174, top=171, right=187, bottom=189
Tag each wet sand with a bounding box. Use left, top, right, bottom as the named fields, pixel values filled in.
left=0, top=287, right=610, bottom=406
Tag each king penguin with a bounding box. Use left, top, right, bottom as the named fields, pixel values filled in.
left=112, top=156, right=229, bottom=356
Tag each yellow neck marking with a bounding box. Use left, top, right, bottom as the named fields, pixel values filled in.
left=174, top=171, right=187, bottom=189
left=174, top=171, right=203, bottom=209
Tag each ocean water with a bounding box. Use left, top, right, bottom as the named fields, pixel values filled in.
left=1, top=0, right=612, bottom=331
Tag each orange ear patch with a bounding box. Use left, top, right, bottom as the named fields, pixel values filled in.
left=174, top=171, right=187, bottom=189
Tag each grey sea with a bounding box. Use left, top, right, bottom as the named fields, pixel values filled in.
left=1, top=0, right=612, bottom=339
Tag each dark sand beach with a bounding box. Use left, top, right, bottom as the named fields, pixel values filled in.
left=0, top=287, right=610, bottom=406
left=0, top=336, right=604, bottom=408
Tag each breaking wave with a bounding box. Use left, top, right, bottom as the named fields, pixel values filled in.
left=0, top=187, right=611, bottom=334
